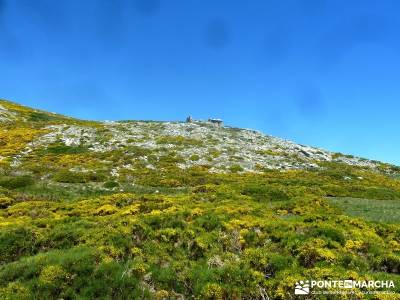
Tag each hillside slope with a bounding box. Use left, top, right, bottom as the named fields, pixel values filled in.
left=0, top=99, right=397, bottom=174
left=0, top=99, right=399, bottom=299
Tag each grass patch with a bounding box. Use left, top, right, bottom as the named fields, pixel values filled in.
left=327, top=197, right=400, bottom=223
left=40, top=144, right=89, bottom=155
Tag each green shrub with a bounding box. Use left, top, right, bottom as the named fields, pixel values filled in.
left=53, top=170, right=87, bottom=183
left=0, top=176, right=34, bottom=189
left=194, top=213, right=223, bottom=231
left=190, top=154, right=200, bottom=161
left=229, top=164, right=243, bottom=173
left=103, top=181, right=120, bottom=189
left=241, top=184, right=289, bottom=202
left=0, top=196, right=13, bottom=208
left=309, top=226, right=345, bottom=245
left=39, top=265, right=69, bottom=287
left=0, top=282, right=31, bottom=299
left=242, top=248, right=269, bottom=270
left=256, top=149, right=280, bottom=156
left=156, top=136, right=203, bottom=146
left=52, top=169, right=106, bottom=184
left=267, top=254, right=293, bottom=272
left=85, top=171, right=107, bottom=182
left=297, top=239, right=337, bottom=267
left=43, top=144, right=89, bottom=155
left=28, top=112, right=57, bottom=122
left=0, top=227, right=36, bottom=264
left=201, top=283, right=223, bottom=299
left=268, top=188, right=290, bottom=201
left=375, top=254, right=400, bottom=273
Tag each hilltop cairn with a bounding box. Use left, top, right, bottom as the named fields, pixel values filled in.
left=186, top=116, right=223, bottom=127
left=208, top=118, right=223, bottom=127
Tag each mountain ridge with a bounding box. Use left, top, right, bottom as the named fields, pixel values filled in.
left=0, top=98, right=398, bottom=176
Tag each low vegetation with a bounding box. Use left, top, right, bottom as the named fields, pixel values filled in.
left=0, top=99, right=399, bottom=299
left=328, top=197, right=400, bottom=224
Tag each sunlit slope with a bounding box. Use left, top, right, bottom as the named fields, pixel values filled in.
left=0, top=99, right=398, bottom=175
left=0, top=99, right=399, bottom=299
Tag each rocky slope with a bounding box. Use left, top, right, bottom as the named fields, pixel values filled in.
left=0, top=99, right=395, bottom=177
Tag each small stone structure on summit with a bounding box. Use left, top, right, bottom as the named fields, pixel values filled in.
left=185, top=116, right=223, bottom=127
left=208, top=118, right=223, bottom=127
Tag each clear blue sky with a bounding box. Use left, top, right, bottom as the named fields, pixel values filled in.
left=1, top=0, right=399, bottom=165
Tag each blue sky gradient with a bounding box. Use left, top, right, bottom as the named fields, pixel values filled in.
left=0, top=0, right=399, bottom=165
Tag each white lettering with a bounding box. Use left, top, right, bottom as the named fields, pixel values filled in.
left=296, top=279, right=395, bottom=294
